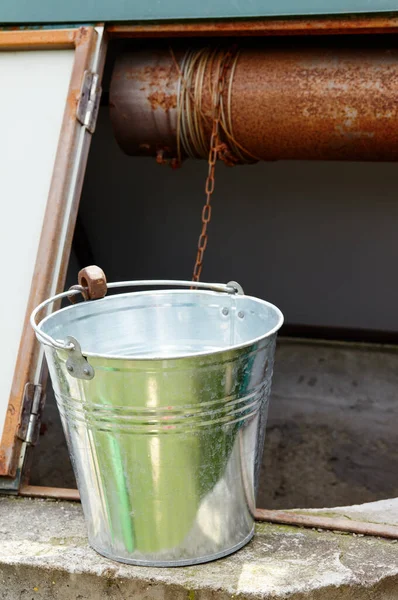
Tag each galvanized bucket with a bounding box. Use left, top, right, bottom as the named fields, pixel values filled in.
left=31, top=278, right=283, bottom=566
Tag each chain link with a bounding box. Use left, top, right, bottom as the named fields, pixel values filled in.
left=192, top=49, right=235, bottom=283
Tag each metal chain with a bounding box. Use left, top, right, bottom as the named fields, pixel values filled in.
left=192, top=49, right=235, bottom=282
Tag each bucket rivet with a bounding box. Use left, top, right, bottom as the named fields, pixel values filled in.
left=67, top=364, right=74, bottom=373
left=222, top=307, right=229, bottom=316
left=238, top=311, right=245, bottom=319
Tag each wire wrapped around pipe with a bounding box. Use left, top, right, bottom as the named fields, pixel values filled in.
left=171, top=46, right=259, bottom=165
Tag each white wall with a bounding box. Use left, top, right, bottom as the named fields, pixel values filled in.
left=0, top=49, right=74, bottom=442
left=78, top=108, right=398, bottom=334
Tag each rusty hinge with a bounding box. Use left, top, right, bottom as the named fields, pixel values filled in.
left=17, top=383, right=45, bottom=445
left=76, top=70, right=102, bottom=134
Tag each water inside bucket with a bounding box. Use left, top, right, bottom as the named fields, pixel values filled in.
left=39, top=290, right=283, bottom=359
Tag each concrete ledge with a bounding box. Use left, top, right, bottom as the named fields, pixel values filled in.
left=0, top=497, right=398, bottom=599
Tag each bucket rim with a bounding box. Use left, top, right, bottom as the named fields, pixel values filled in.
left=35, top=288, right=284, bottom=361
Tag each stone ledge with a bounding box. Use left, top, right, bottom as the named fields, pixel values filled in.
left=0, top=496, right=398, bottom=599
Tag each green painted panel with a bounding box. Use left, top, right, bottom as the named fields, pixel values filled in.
left=0, top=0, right=397, bottom=25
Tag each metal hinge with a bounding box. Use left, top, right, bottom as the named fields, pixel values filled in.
left=76, top=70, right=102, bottom=134
left=17, top=383, right=45, bottom=445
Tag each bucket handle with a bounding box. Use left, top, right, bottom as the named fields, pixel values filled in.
left=30, top=278, right=244, bottom=355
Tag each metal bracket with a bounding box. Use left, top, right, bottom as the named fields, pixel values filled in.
left=76, top=70, right=102, bottom=134
left=227, top=281, right=244, bottom=295
left=17, top=383, right=44, bottom=445
left=66, top=336, right=95, bottom=380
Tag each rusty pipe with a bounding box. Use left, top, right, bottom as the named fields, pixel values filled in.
left=19, top=485, right=81, bottom=501
left=110, top=46, right=398, bottom=161
left=255, top=508, right=398, bottom=540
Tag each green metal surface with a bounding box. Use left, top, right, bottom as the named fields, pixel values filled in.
left=0, top=1, right=397, bottom=25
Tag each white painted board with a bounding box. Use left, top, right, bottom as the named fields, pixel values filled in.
left=0, top=50, right=74, bottom=442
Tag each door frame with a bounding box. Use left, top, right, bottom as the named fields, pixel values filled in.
left=0, top=25, right=107, bottom=483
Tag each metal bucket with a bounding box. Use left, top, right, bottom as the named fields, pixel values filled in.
left=31, top=279, right=283, bottom=566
